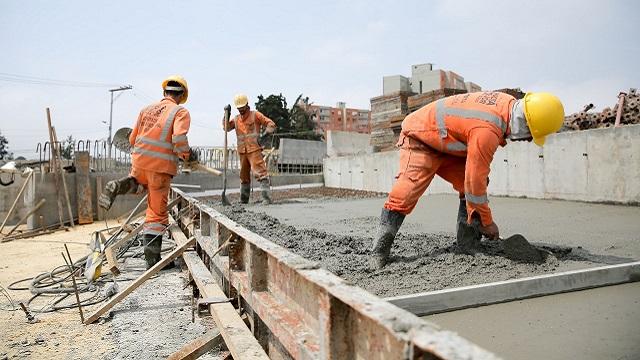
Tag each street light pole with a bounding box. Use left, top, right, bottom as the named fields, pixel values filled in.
left=108, top=85, right=133, bottom=161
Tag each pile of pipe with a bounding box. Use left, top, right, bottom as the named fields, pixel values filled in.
left=564, top=88, right=639, bottom=130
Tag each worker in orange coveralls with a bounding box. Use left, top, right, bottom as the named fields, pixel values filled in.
left=370, top=91, right=565, bottom=269
left=100, top=75, right=197, bottom=269
left=226, top=94, right=276, bottom=204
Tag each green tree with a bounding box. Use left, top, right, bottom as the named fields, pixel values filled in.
left=0, top=131, right=13, bottom=160
left=61, top=135, right=75, bottom=160
left=255, top=93, right=321, bottom=148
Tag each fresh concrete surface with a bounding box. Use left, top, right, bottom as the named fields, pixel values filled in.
left=256, top=194, right=640, bottom=262
left=424, top=282, right=640, bottom=360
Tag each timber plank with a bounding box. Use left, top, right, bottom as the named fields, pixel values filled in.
left=167, top=330, right=223, bottom=360
left=169, top=222, right=269, bottom=360
left=84, top=236, right=195, bottom=324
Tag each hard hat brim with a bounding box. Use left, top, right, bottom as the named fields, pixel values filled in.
left=532, top=136, right=545, bottom=147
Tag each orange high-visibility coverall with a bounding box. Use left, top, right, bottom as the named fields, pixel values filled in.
left=227, top=110, right=276, bottom=184
left=129, top=97, right=191, bottom=235
left=384, top=91, right=515, bottom=227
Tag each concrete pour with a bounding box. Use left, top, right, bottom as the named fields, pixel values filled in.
left=209, top=189, right=640, bottom=298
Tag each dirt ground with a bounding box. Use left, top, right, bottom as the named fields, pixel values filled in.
left=208, top=187, right=639, bottom=298
left=0, top=221, right=223, bottom=360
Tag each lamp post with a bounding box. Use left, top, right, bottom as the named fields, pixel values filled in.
left=108, top=85, right=133, bottom=161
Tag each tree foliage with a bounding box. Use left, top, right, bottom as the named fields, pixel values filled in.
left=61, top=135, right=75, bottom=160
left=255, top=93, right=322, bottom=149
left=0, top=131, right=13, bottom=160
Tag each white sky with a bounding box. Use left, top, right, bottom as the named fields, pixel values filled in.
left=1, top=0, right=638, bottom=158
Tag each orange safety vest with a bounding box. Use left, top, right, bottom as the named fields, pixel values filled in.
left=130, top=98, right=191, bottom=176
left=400, top=91, right=515, bottom=225
left=231, top=111, right=275, bottom=154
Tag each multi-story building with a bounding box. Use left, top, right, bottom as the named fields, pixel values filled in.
left=305, top=101, right=371, bottom=135
left=382, top=63, right=482, bottom=95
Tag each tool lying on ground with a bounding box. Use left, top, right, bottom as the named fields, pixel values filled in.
left=501, top=234, right=548, bottom=263
left=221, top=105, right=231, bottom=206
left=112, top=127, right=222, bottom=176
left=456, top=221, right=547, bottom=263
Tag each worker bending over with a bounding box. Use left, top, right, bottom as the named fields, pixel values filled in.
left=226, top=94, right=276, bottom=204
left=370, top=91, right=564, bottom=269
left=100, top=75, right=197, bottom=269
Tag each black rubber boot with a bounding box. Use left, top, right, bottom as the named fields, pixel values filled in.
left=240, top=184, right=251, bottom=204
left=369, top=208, right=405, bottom=269
left=456, top=199, right=482, bottom=254
left=99, top=176, right=137, bottom=210
left=143, top=233, right=163, bottom=269
left=259, top=178, right=272, bottom=205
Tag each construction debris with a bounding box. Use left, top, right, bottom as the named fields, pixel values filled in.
left=564, top=88, right=640, bottom=130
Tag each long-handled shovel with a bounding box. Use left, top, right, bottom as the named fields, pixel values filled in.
left=221, top=105, right=231, bottom=206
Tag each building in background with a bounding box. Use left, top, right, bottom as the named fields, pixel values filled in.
left=383, top=63, right=482, bottom=95
left=305, top=102, right=371, bottom=135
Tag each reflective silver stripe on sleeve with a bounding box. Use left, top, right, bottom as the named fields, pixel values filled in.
left=159, top=106, right=183, bottom=141
left=133, top=147, right=178, bottom=161
left=171, top=134, right=188, bottom=143
left=137, top=136, right=172, bottom=149
left=435, top=99, right=448, bottom=138
left=446, top=142, right=468, bottom=152
left=174, top=145, right=190, bottom=153
left=444, top=107, right=507, bottom=134
left=465, top=192, right=489, bottom=204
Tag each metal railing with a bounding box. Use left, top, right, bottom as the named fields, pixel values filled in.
left=34, top=141, right=323, bottom=175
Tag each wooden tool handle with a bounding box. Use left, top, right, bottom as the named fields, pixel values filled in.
left=194, top=163, right=222, bottom=176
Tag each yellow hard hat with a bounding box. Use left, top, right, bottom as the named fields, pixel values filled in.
left=523, top=92, right=564, bottom=146
left=162, top=75, right=189, bottom=104
left=234, top=94, right=249, bottom=108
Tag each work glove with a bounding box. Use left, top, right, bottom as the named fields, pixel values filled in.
left=479, top=221, right=500, bottom=240
left=187, top=148, right=200, bottom=163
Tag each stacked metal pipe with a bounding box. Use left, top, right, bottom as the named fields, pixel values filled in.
left=564, top=88, right=640, bottom=131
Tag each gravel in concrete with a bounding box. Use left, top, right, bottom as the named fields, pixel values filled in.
left=209, top=192, right=636, bottom=298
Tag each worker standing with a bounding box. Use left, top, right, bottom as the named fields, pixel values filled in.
left=99, top=75, right=196, bottom=269
left=370, top=91, right=564, bottom=269
left=226, top=94, right=276, bottom=204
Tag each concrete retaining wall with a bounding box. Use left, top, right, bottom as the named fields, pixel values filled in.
left=324, top=124, right=640, bottom=204
left=278, top=138, right=326, bottom=164
left=326, top=130, right=373, bottom=157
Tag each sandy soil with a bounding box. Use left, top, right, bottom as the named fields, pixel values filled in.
left=0, top=221, right=223, bottom=360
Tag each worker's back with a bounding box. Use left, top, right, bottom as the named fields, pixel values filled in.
left=130, top=98, right=189, bottom=175
left=401, top=91, right=515, bottom=155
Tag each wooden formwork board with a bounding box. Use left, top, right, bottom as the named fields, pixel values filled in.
left=170, top=187, right=499, bottom=360
left=385, top=261, right=640, bottom=316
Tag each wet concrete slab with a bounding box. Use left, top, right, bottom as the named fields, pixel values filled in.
left=252, top=193, right=640, bottom=262
left=424, top=282, right=640, bottom=360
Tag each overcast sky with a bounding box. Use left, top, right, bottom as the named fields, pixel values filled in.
left=1, top=0, right=638, bottom=158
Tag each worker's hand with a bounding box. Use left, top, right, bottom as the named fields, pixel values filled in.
left=479, top=222, right=499, bottom=240
left=187, top=148, right=200, bottom=163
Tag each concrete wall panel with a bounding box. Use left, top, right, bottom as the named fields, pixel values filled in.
left=324, top=125, right=640, bottom=205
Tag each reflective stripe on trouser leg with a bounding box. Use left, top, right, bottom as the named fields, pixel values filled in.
left=143, top=222, right=165, bottom=236
left=384, top=146, right=443, bottom=215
